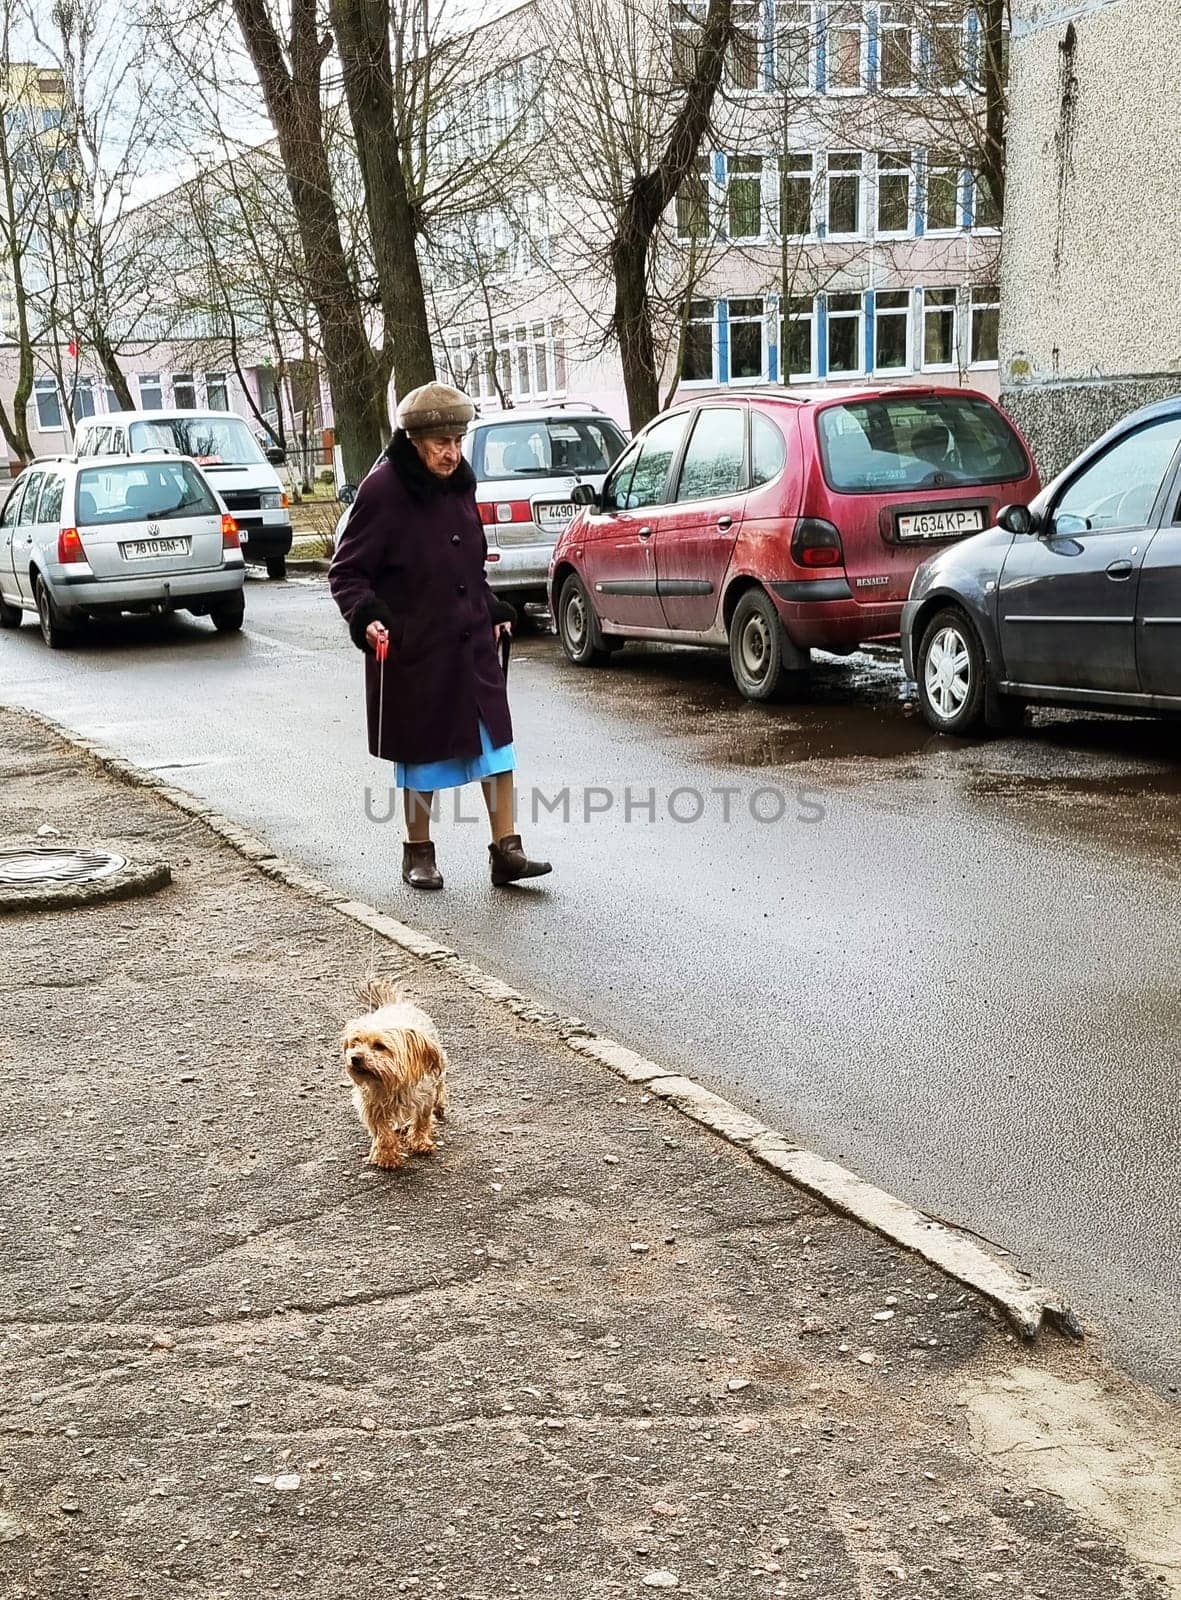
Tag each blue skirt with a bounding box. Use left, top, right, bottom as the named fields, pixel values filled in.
left=396, top=720, right=516, bottom=791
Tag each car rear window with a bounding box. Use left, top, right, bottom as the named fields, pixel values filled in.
left=128, top=414, right=265, bottom=466
left=473, top=418, right=626, bottom=481
left=75, top=461, right=219, bottom=526
left=817, top=395, right=1028, bottom=494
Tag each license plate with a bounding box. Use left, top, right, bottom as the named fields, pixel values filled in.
left=896, top=507, right=985, bottom=540
left=121, top=538, right=189, bottom=559
left=534, top=501, right=576, bottom=532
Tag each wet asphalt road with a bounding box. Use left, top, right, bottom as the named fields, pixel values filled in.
left=3, top=574, right=1179, bottom=1391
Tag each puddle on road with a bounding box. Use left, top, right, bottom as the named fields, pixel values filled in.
left=583, top=643, right=938, bottom=768
left=529, top=637, right=1181, bottom=855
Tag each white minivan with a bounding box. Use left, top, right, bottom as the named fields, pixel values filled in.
left=74, top=410, right=293, bottom=578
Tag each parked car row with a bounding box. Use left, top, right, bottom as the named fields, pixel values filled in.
left=544, top=388, right=1181, bottom=736
left=6, top=386, right=1180, bottom=740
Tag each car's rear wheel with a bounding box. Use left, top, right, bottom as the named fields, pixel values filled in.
left=34, top=577, right=74, bottom=650
left=558, top=574, right=615, bottom=666
left=0, top=594, right=21, bottom=629
left=211, top=594, right=245, bottom=634
left=916, top=607, right=987, bottom=734
left=266, top=556, right=287, bottom=580
left=728, top=588, right=807, bottom=702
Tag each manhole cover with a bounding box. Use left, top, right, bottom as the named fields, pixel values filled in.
left=0, top=847, right=129, bottom=887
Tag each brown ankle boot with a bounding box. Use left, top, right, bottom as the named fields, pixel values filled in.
left=402, top=841, right=443, bottom=890
left=489, top=833, right=552, bottom=886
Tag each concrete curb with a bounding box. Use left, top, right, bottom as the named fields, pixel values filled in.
left=11, top=704, right=1082, bottom=1343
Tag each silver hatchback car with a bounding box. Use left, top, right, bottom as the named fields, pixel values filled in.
left=0, top=454, right=246, bottom=648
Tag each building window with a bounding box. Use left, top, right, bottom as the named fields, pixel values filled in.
left=553, top=322, right=568, bottom=392
left=780, top=152, right=815, bottom=235
left=926, top=1, right=965, bottom=89
left=774, top=1, right=815, bottom=90
left=728, top=298, right=766, bottom=380
left=682, top=300, right=715, bottom=382
left=206, top=373, right=229, bottom=411
left=173, top=372, right=197, bottom=409
left=492, top=320, right=567, bottom=400
left=514, top=326, right=531, bottom=395
left=826, top=291, right=864, bottom=375
left=874, top=289, right=911, bottom=370
left=878, top=2, right=915, bottom=89
left=876, top=149, right=912, bottom=234
left=826, top=2, right=865, bottom=91
left=728, top=2, right=762, bottom=88
left=72, top=378, right=96, bottom=421
left=924, top=149, right=961, bottom=231
left=969, top=286, right=999, bottom=365
left=826, top=150, right=863, bottom=236
left=34, top=377, right=63, bottom=431
left=972, top=169, right=1001, bottom=229
left=922, top=287, right=959, bottom=368
left=677, top=159, right=710, bottom=240
left=783, top=295, right=816, bottom=378
left=727, top=156, right=764, bottom=239
left=532, top=322, right=549, bottom=391
left=671, top=2, right=704, bottom=79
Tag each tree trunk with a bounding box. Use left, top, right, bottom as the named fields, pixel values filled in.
left=330, top=0, right=435, bottom=400
left=980, top=0, right=1008, bottom=215
left=92, top=327, right=135, bottom=410
left=0, top=127, right=34, bottom=461
left=231, top=0, right=389, bottom=482
left=609, top=0, right=732, bottom=431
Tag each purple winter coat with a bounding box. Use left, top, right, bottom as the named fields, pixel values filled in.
left=328, top=432, right=513, bottom=765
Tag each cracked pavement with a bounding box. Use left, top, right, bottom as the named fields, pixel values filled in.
left=1, top=707, right=1178, bottom=1599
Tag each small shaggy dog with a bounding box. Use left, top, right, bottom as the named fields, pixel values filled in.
left=340, top=978, right=449, bottom=1170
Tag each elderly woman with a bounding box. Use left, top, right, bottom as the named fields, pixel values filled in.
left=329, top=383, right=552, bottom=892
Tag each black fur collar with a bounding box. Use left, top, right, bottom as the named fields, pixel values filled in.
left=386, top=428, right=476, bottom=501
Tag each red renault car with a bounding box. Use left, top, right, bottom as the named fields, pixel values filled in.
left=549, top=386, right=1040, bottom=700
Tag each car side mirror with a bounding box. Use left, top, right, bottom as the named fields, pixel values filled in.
left=570, top=483, right=599, bottom=509
left=997, top=503, right=1039, bottom=537
left=264, top=444, right=286, bottom=466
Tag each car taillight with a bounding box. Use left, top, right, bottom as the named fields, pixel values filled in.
left=791, top=518, right=844, bottom=568
left=221, top=514, right=240, bottom=549
left=479, top=500, right=532, bottom=525
left=57, top=527, right=86, bottom=564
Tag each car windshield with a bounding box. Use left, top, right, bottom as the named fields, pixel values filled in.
left=473, top=418, right=626, bottom=481
left=75, top=461, right=219, bottom=525
left=128, top=415, right=266, bottom=467
left=817, top=396, right=1028, bottom=493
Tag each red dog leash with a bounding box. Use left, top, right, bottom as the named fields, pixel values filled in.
left=375, top=629, right=389, bottom=745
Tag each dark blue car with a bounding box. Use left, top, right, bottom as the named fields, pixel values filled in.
left=901, top=396, right=1181, bottom=733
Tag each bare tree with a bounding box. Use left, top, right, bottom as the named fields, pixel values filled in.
left=328, top=0, right=434, bottom=393
left=223, top=0, right=392, bottom=481
left=0, top=24, right=51, bottom=459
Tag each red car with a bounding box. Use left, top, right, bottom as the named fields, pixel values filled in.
left=549, top=386, right=1040, bottom=700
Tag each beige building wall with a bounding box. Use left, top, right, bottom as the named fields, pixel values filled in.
left=1000, top=0, right=1181, bottom=475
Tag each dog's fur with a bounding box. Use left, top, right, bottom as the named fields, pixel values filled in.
left=341, top=978, right=449, bottom=1169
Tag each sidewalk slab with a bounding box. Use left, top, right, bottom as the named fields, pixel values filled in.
left=0, top=706, right=1177, bottom=1599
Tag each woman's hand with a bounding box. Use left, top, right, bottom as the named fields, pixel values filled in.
left=494, top=621, right=512, bottom=644
left=366, top=620, right=389, bottom=653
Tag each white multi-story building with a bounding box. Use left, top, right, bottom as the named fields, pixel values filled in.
left=426, top=0, right=1005, bottom=420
